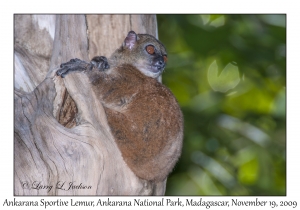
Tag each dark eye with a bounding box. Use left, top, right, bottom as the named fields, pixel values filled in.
left=146, top=45, right=155, bottom=55
left=163, top=55, right=168, bottom=63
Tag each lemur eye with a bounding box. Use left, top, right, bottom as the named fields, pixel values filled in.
left=146, top=45, right=155, bottom=55
left=163, top=55, right=168, bottom=63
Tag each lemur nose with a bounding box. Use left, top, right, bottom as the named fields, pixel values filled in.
left=156, top=57, right=165, bottom=65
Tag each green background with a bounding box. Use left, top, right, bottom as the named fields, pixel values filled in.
left=157, top=14, right=286, bottom=195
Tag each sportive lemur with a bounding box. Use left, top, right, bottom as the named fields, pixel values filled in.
left=56, top=31, right=183, bottom=182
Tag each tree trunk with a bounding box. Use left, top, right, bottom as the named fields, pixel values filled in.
left=14, top=14, right=166, bottom=195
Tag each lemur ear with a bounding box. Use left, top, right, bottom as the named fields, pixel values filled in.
left=123, top=31, right=138, bottom=50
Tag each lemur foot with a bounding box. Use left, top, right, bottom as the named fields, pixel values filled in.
left=56, top=58, right=90, bottom=78
left=56, top=57, right=110, bottom=78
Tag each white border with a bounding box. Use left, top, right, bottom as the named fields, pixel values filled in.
left=2, top=1, right=299, bottom=209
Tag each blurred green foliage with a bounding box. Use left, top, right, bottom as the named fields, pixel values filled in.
left=157, top=15, right=286, bottom=195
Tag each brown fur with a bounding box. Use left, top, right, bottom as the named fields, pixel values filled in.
left=53, top=32, right=184, bottom=182
left=86, top=63, right=183, bottom=182
left=56, top=32, right=183, bottom=181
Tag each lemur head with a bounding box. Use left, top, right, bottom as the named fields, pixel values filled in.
left=114, top=31, right=168, bottom=78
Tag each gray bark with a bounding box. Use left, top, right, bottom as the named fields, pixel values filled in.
left=14, top=14, right=166, bottom=195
